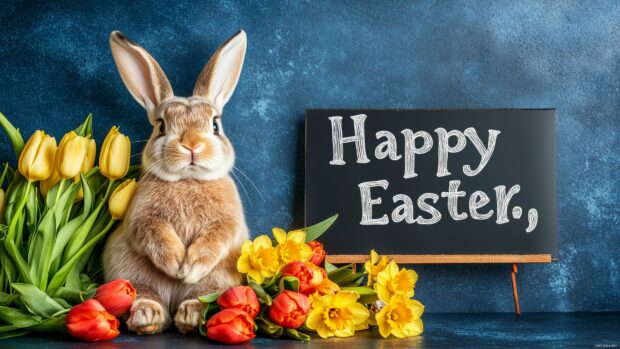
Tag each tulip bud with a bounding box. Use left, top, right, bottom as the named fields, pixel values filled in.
left=66, top=299, right=120, bottom=341
left=0, top=188, right=5, bottom=224
left=99, top=126, right=130, bottom=180
left=108, top=179, right=138, bottom=220
left=72, top=138, right=96, bottom=200
left=206, top=308, right=256, bottom=344
left=18, top=130, right=57, bottom=182
left=268, top=290, right=310, bottom=329
left=308, top=240, right=326, bottom=265
left=217, top=286, right=260, bottom=318
left=94, top=279, right=136, bottom=317
left=281, top=261, right=324, bottom=295
left=55, top=131, right=89, bottom=179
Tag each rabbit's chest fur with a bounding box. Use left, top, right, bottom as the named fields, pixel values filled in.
left=129, top=176, right=241, bottom=244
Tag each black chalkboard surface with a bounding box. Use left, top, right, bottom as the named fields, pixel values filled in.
left=305, top=109, right=557, bottom=264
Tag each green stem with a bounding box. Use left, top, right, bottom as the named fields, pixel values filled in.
left=7, top=182, right=31, bottom=244
left=53, top=179, right=66, bottom=206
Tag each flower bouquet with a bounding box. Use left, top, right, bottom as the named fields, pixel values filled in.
left=0, top=112, right=138, bottom=339
left=198, top=215, right=425, bottom=343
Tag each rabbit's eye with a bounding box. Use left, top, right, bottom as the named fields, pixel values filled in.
left=159, top=120, right=166, bottom=135
left=213, top=117, right=220, bottom=135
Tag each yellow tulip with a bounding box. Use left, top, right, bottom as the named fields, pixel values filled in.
left=108, top=179, right=138, bottom=220
left=272, top=228, right=313, bottom=266
left=55, top=131, right=89, bottom=179
left=73, top=138, right=96, bottom=200
left=364, top=249, right=389, bottom=286
left=374, top=261, right=418, bottom=303
left=0, top=188, right=5, bottom=224
left=305, top=291, right=370, bottom=338
left=375, top=295, right=424, bottom=338
left=100, top=126, right=130, bottom=180
left=40, top=170, right=60, bottom=198
left=18, top=130, right=57, bottom=182
left=236, top=235, right=280, bottom=284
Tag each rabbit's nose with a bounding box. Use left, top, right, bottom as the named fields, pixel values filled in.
left=180, top=132, right=205, bottom=152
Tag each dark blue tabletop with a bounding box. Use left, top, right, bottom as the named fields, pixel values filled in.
left=1, top=312, right=618, bottom=348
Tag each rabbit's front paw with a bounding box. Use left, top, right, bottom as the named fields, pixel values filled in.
left=179, top=246, right=216, bottom=284
left=149, top=243, right=185, bottom=279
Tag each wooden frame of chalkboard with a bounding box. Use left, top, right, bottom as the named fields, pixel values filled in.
left=305, top=109, right=557, bottom=265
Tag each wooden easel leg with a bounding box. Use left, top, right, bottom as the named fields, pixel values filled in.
left=511, top=263, right=521, bottom=316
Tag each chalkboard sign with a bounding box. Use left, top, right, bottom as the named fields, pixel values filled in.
left=305, top=109, right=557, bottom=264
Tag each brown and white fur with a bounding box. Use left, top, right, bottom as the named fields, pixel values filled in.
left=103, top=30, right=249, bottom=334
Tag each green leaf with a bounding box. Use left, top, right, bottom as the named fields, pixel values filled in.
left=0, top=328, right=31, bottom=339
left=340, top=286, right=376, bottom=295
left=199, top=302, right=220, bottom=326
left=3, top=239, right=33, bottom=284
left=327, top=264, right=355, bottom=283
left=31, top=311, right=68, bottom=333
left=337, top=271, right=368, bottom=287
left=324, top=261, right=338, bottom=273
left=358, top=293, right=379, bottom=305
left=303, top=213, right=338, bottom=242
left=26, top=210, right=56, bottom=289
left=255, top=308, right=283, bottom=338
left=283, top=328, right=311, bottom=342
left=11, top=283, right=65, bottom=317
left=0, top=112, right=25, bottom=158
left=47, top=225, right=111, bottom=295
left=248, top=279, right=272, bottom=306
left=0, top=244, right=16, bottom=286
left=0, top=163, right=11, bottom=190
left=0, top=292, right=17, bottom=306
left=198, top=291, right=222, bottom=304
left=0, top=305, right=42, bottom=328
left=279, top=276, right=300, bottom=293
left=73, top=113, right=93, bottom=138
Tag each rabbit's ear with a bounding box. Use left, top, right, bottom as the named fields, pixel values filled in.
left=193, top=30, right=247, bottom=113
left=110, top=31, right=173, bottom=121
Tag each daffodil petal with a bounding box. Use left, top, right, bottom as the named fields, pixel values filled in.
left=272, top=227, right=286, bottom=244
left=287, top=230, right=307, bottom=244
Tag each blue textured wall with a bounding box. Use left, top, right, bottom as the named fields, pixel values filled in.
left=0, top=1, right=618, bottom=312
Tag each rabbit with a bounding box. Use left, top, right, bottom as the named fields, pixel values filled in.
left=103, top=30, right=249, bottom=334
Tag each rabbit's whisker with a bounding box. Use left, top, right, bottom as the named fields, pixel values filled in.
left=233, top=166, right=264, bottom=200
left=231, top=170, right=253, bottom=207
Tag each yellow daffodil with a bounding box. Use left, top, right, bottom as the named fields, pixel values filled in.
left=55, top=131, right=89, bottom=179
left=272, top=228, right=313, bottom=265
left=375, top=295, right=424, bottom=338
left=108, top=179, right=138, bottom=220
left=305, top=291, right=369, bottom=338
left=18, top=130, right=57, bottom=182
left=364, top=249, right=389, bottom=286
left=374, top=261, right=418, bottom=302
left=99, top=126, right=130, bottom=180
left=237, top=235, right=280, bottom=284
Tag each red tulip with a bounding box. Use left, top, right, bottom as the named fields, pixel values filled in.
left=308, top=240, right=326, bottom=265
left=94, top=279, right=136, bottom=317
left=216, top=286, right=260, bottom=318
left=66, top=299, right=120, bottom=341
left=281, top=261, right=324, bottom=295
left=268, top=290, right=310, bottom=329
left=206, top=308, right=256, bottom=344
